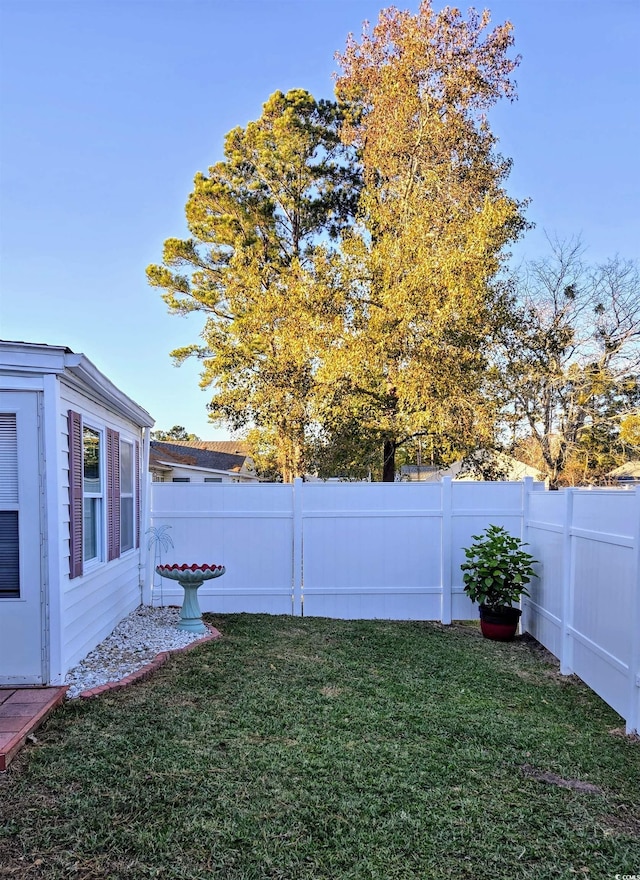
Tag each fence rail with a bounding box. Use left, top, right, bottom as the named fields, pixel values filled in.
left=148, top=477, right=639, bottom=733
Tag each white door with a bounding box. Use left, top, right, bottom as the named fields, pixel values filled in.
left=0, top=391, right=44, bottom=685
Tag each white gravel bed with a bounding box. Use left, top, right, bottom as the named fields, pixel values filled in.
left=64, top=606, right=210, bottom=699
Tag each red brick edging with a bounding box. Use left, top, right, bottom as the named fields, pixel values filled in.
left=77, top=624, right=222, bottom=700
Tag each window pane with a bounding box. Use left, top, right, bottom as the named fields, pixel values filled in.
left=120, top=497, right=133, bottom=552
left=0, top=510, right=19, bottom=598
left=83, top=498, right=99, bottom=561
left=120, top=441, right=133, bottom=494
left=120, top=440, right=134, bottom=553
left=83, top=428, right=101, bottom=493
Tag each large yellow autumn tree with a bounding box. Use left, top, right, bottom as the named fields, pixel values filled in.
left=319, top=1, right=529, bottom=480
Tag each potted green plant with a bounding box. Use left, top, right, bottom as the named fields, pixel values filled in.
left=461, top=524, right=538, bottom=641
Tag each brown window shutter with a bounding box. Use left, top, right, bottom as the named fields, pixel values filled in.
left=68, top=410, right=83, bottom=578
left=107, top=428, right=120, bottom=561
left=135, top=439, right=141, bottom=549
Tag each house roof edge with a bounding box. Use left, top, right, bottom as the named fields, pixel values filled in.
left=0, top=341, right=154, bottom=427
left=64, top=353, right=155, bottom=428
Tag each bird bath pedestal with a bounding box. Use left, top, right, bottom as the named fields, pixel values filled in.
left=155, top=564, right=226, bottom=634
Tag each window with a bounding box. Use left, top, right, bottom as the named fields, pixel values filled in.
left=68, top=410, right=140, bottom=579
left=82, top=426, right=102, bottom=564
left=172, top=477, right=190, bottom=482
left=120, top=440, right=134, bottom=553
left=204, top=477, right=222, bottom=483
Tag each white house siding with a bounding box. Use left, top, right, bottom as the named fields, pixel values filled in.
left=57, top=379, right=146, bottom=677
left=61, top=556, right=142, bottom=673
left=163, top=464, right=251, bottom=483
left=154, top=463, right=257, bottom=483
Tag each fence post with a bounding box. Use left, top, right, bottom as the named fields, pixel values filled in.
left=559, top=489, right=575, bottom=676
left=441, top=476, right=453, bottom=624
left=521, top=477, right=534, bottom=634
left=292, top=478, right=303, bottom=616
left=627, top=488, right=640, bottom=734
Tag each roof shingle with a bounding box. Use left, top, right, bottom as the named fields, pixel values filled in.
left=149, top=441, right=252, bottom=474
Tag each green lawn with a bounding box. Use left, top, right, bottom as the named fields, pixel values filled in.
left=1, top=614, right=639, bottom=879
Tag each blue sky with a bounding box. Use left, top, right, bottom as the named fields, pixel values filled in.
left=1, top=0, right=638, bottom=438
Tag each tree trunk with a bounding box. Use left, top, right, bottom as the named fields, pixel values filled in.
left=277, top=427, right=306, bottom=483
left=382, top=438, right=396, bottom=482
left=292, top=438, right=305, bottom=482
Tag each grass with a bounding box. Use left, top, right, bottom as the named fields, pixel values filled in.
left=1, top=614, right=639, bottom=880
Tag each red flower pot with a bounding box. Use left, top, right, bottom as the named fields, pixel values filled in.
left=479, top=604, right=522, bottom=641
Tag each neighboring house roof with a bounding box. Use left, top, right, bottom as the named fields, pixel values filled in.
left=181, top=440, right=249, bottom=456
left=149, top=440, right=254, bottom=475
left=607, top=461, right=640, bottom=479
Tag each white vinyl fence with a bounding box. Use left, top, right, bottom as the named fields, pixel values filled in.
left=524, top=488, right=640, bottom=735
left=148, top=477, right=537, bottom=620
left=147, top=477, right=640, bottom=733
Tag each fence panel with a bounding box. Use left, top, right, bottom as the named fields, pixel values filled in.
left=525, top=491, right=565, bottom=658
left=523, top=488, right=640, bottom=734
left=149, top=483, right=294, bottom=614
left=300, top=481, right=443, bottom=620
left=569, top=491, right=637, bottom=721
